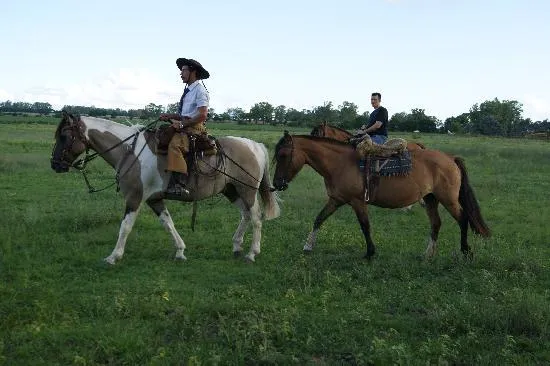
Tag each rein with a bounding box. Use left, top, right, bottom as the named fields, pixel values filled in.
left=192, top=141, right=263, bottom=190
left=73, top=119, right=161, bottom=193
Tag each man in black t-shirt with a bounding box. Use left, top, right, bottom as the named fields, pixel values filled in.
left=356, top=92, right=388, bottom=144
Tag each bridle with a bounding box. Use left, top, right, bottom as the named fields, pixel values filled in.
left=50, top=119, right=89, bottom=170
left=274, top=133, right=295, bottom=189
left=52, top=116, right=159, bottom=193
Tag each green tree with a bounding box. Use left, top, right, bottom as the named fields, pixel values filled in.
left=249, top=102, right=274, bottom=123
left=227, top=107, right=245, bottom=122
left=389, top=112, right=407, bottom=131
left=273, top=105, right=287, bottom=124
left=338, top=101, right=359, bottom=129
left=141, top=103, right=164, bottom=119
left=444, top=113, right=469, bottom=133
left=468, top=98, right=524, bottom=136
left=166, top=102, right=179, bottom=114
left=312, top=101, right=336, bottom=125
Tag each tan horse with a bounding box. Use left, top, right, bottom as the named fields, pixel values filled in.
left=310, top=121, right=426, bottom=150
left=272, top=132, right=490, bottom=259
left=51, top=112, right=280, bottom=264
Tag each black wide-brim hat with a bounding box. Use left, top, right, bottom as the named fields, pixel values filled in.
left=176, top=58, right=210, bottom=79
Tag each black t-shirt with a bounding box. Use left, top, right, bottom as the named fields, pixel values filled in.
left=366, top=106, right=388, bottom=136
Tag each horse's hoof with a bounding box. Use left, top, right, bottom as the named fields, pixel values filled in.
left=104, top=257, right=116, bottom=265
left=233, top=251, right=242, bottom=258
left=174, top=255, right=187, bottom=261
left=363, top=253, right=375, bottom=260
left=244, top=254, right=255, bottom=263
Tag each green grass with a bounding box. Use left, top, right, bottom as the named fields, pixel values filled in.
left=1, top=123, right=550, bottom=365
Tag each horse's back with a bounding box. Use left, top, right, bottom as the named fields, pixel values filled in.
left=216, top=136, right=267, bottom=185
left=218, top=136, right=266, bottom=167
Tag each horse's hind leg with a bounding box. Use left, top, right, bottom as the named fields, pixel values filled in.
left=350, top=199, right=376, bottom=259
left=105, top=205, right=141, bottom=265
left=146, top=198, right=186, bottom=260
left=423, top=194, right=441, bottom=259
left=245, top=198, right=263, bottom=262
left=304, top=198, right=343, bottom=252
left=440, top=198, right=472, bottom=259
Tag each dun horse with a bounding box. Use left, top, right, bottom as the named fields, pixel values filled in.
left=272, top=132, right=490, bottom=259
left=51, top=112, right=280, bottom=264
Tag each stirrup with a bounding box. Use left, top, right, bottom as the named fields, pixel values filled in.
left=165, top=183, right=189, bottom=196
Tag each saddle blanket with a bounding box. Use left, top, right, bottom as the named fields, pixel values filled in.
left=359, top=151, right=412, bottom=176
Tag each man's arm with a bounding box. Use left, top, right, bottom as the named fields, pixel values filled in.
left=179, top=106, right=208, bottom=128
left=365, top=121, right=382, bottom=134
left=365, top=107, right=388, bottom=134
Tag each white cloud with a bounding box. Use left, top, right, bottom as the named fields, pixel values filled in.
left=523, top=94, right=550, bottom=121
left=14, top=68, right=176, bottom=110
left=0, top=89, right=14, bottom=101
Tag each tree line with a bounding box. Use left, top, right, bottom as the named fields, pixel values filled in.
left=1, top=98, right=548, bottom=136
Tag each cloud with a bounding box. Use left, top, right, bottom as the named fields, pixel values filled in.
left=523, top=94, right=550, bottom=121
left=0, top=89, right=13, bottom=101
left=14, top=68, right=176, bottom=110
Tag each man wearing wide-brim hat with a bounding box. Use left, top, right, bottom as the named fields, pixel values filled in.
left=159, top=58, right=210, bottom=195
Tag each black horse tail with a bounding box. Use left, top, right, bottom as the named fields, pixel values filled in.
left=259, top=144, right=281, bottom=220
left=455, top=157, right=491, bottom=237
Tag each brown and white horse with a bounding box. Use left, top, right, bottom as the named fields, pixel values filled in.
left=51, top=112, right=280, bottom=264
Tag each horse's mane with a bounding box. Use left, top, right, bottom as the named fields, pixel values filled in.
left=54, top=114, right=69, bottom=138
left=275, top=134, right=352, bottom=155
left=82, top=116, right=143, bottom=132
left=55, top=113, right=144, bottom=140
left=328, top=124, right=352, bottom=135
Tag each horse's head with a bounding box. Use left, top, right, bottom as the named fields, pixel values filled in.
left=310, top=121, right=328, bottom=137
left=272, top=131, right=305, bottom=191
left=51, top=111, right=88, bottom=173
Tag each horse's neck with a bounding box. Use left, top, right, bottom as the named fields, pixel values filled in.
left=84, top=118, right=139, bottom=168
left=328, top=127, right=351, bottom=140
left=298, top=138, right=353, bottom=176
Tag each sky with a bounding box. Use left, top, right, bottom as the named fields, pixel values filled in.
left=1, top=0, right=549, bottom=121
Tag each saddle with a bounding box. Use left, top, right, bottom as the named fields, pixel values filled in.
left=153, top=124, right=217, bottom=156
left=354, top=135, right=412, bottom=202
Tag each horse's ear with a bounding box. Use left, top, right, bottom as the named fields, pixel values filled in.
left=284, top=130, right=290, bottom=136
left=322, top=121, right=327, bottom=126
left=62, top=110, right=69, bottom=120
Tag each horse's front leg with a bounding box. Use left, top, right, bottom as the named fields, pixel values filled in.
left=146, top=198, right=186, bottom=260
left=350, top=199, right=376, bottom=259
left=304, top=198, right=343, bottom=252
left=105, top=206, right=141, bottom=265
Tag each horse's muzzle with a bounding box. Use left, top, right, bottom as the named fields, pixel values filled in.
left=51, top=159, right=70, bottom=173
left=272, top=179, right=288, bottom=191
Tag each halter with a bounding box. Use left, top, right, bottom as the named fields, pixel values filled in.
left=274, top=133, right=295, bottom=189
left=50, top=119, right=89, bottom=170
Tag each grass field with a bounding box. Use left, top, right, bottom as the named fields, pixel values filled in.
left=1, top=121, right=550, bottom=365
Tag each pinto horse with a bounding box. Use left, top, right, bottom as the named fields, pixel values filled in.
left=272, top=132, right=490, bottom=259
left=310, top=121, right=426, bottom=150
left=51, top=112, right=280, bottom=264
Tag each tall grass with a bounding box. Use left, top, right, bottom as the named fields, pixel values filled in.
left=1, top=124, right=549, bottom=364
